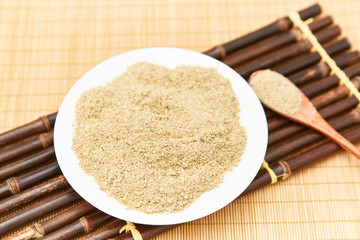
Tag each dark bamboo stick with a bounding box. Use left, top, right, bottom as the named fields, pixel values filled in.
left=0, top=189, right=80, bottom=236
left=266, top=108, right=360, bottom=163
left=311, top=76, right=360, bottom=109
left=0, top=146, right=55, bottom=181
left=109, top=224, right=180, bottom=240
left=0, top=161, right=60, bottom=199
left=0, top=130, right=53, bottom=165
left=0, top=175, right=67, bottom=214
left=80, top=220, right=127, bottom=240
left=267, top=61, right=360, bottom=131
left=314, top=96, right=360, bottom=120
left=204, top=4, right=321, bottom=59
left=8, top=201, right=95, bottom=240
left=236, top=25, right=341, bottom=78
left=222, top=29, right=303, bottom=67
left=268, top=93, right=359, bottom=136
left=288, top=51, right=360, bottom=85
left=268, top=78, right=360, bottom=145
left=40, top=211, right=114, bottom=240
left=0, top=112, right=56, bottom=147
left=242, top=125, right=360, bottom=195
left=302, top=62, right=360, bottom=97
left=276, top=38, right=351, bottom=76
left=221, top=16, right=333, bottom=67
left=284, top=127, right=360, bottom=171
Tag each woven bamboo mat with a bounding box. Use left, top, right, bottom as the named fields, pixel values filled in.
left=0, top=0, right=359, bottom=239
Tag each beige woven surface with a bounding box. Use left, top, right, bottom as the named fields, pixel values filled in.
left=0, top=0, right=359, bottom=239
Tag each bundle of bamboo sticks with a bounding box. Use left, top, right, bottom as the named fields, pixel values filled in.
left=1, top=3, right=360, bottom=240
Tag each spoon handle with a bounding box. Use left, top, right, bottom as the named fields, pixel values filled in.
left=312, top=113, right=360, bottom=159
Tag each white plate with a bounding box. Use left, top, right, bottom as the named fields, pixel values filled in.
left=54, top=47, right=268, bottom=225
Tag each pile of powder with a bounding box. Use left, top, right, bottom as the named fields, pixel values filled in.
left=250, top=69, right=302, bottom=114
left=72, top=62, right=247, bottom=214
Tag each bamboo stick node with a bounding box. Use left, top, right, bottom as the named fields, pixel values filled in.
left=6, top=177, right=20, bottom=194
left=277, top=160, right=292, bottom=180
left=80, top=216, right=92, bottom=233
left=39, top=211, right=113, bottom=240
left=4, top=227, right=38, bottom=240
left=39, top=131, right=54, bottom=149
left=79, top=220, right=126, bottom=240
left=34, top=224, right=45, bottom=237
left=40, top=116, right=52, bottom=131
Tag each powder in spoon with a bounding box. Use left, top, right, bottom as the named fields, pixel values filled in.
left=72, top=62, right=247, bottom=214
left=249, top=69, right=302, bottom=114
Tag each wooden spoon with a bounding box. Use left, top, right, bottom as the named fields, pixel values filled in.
left=249, top=69, right=360, bottom=159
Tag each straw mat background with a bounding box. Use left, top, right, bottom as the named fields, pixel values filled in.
left=0, top=0, right=359, bottom=239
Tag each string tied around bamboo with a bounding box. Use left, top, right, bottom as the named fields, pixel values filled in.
left=261, top=160, right=277, bottom=184
left=304, top=17, right=314, bottom=25
left=288, top=11, right=360, bottom=106
left=119, top=221, right=143, bottom=240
